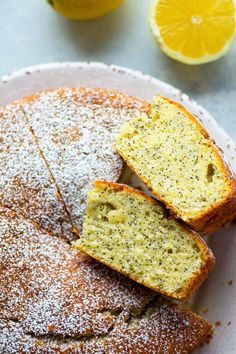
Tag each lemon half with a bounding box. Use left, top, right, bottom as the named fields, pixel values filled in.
left=149, top=0, right=236, bottom=64
left=48, top=0, right=124, bottom=20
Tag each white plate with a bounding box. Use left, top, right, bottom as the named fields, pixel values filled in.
left=0, top=62, right=235, bottom=354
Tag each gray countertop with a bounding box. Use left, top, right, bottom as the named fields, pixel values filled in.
left=1, top=0, right=236, bottom=141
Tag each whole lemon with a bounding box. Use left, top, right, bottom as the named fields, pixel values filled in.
left=48, top=0, right=125, bottom=20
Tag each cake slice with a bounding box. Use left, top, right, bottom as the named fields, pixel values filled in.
left=73, top=181, right=214, bottom=299
left=116, top=95, right=236, bottom=235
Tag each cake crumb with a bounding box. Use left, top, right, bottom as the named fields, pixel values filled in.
left=215, top=321, right=221, bottom=327
left=206, top=332, right=214, bottom=344
left=228, top=280, right=233, bottom=286
left=202, top=307, right=209, bottom=314
left=48, top=324, right=56, bottom=332
left=227, top=321, right=231, bottom=326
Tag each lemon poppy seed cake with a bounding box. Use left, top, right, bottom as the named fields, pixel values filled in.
left=0, top=88, right=214, bottom=353
left=74, top=181, right=214, bottom=299
left=0, top=206, right=212, bottom=353
left=116, top=95, right=236, bottom=234
left=22, top=87, right=151, bottom=233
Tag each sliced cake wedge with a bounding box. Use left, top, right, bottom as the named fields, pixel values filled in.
left=116, top=95, right=236, bottom=235
left=73, top=181, right=214, bottom=299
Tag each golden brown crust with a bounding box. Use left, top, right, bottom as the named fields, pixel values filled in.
left=0, top=303, right=213, bottom=354
left=22, top=87, right=151, bottom=113
left=77, top=180, right=215, bottom=300
left=116, top=95, right=236, bottom=235
left=94, top=180, right=157, bottom=205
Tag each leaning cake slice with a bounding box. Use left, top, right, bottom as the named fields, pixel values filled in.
left=73, top=181, right=214, bottom=299
left=116, top=95, right=236, bottom=235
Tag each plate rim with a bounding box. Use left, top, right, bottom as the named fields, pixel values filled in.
left=0, top=60, right=235, bottom=154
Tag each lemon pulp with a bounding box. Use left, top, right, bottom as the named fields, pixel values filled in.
left=149, top=0, right=236, bottom=64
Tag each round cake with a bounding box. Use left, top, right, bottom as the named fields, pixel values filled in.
left=0, top=88, right=212, bottom=353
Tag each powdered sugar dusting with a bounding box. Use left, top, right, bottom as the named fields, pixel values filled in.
left=0, top=104, right=72, bottom=240
left=22, top=87, right=150, bottom=231
left=0, top=205, right=212, bottom=353
left=0, top=206, right=152, bottom=352
left=0, top=88, right=212, bottom=353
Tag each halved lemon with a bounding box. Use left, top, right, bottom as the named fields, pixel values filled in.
left=149, top=0, right=236, bottom=64
left=48, top=0, right=124, bottom=20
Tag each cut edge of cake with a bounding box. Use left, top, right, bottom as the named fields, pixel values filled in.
left=74, top=181, right=215, bottom=300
